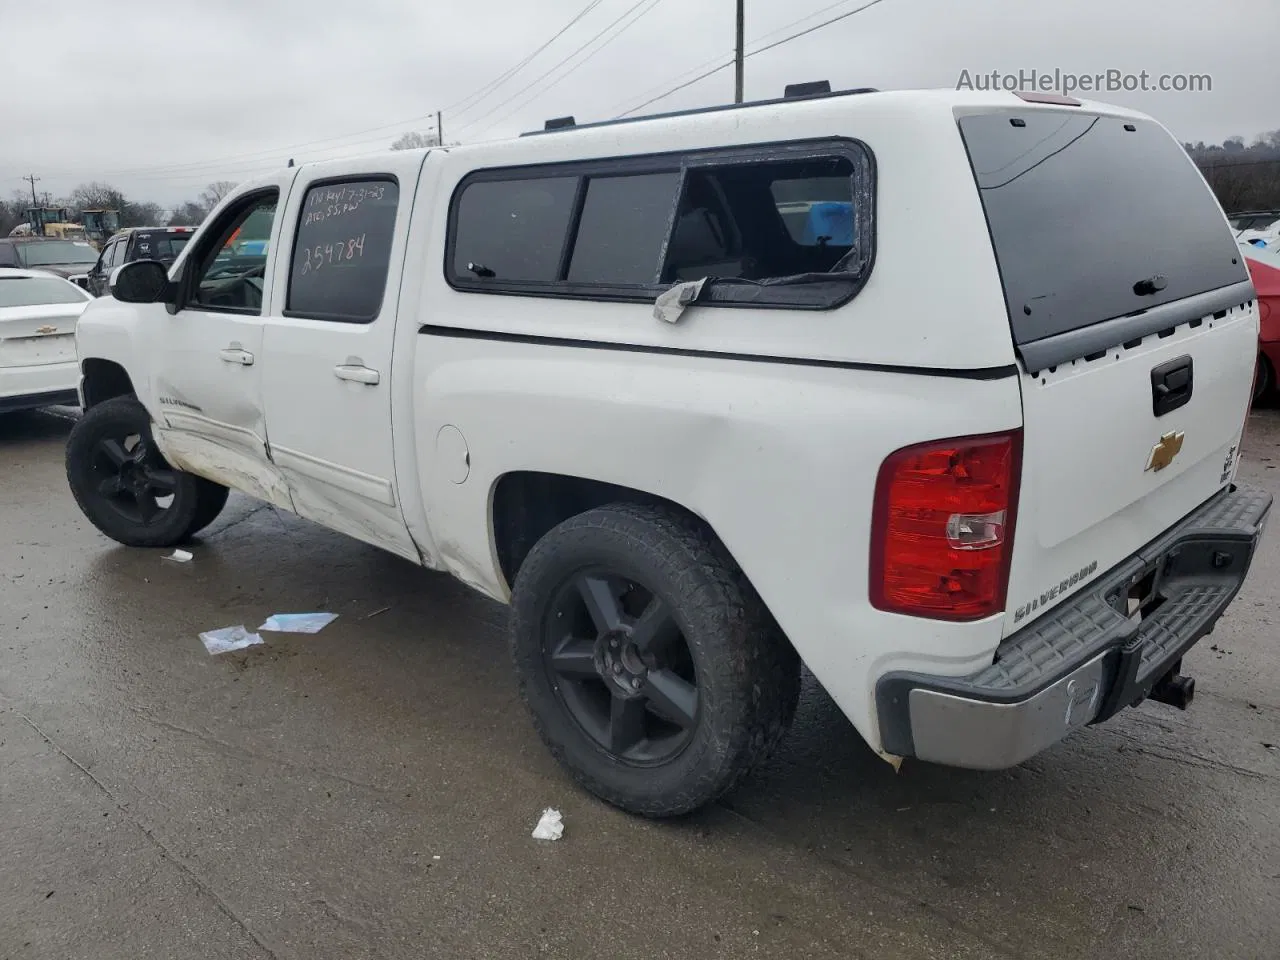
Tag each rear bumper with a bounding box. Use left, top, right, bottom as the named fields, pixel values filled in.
left=0, top=360, right=80, bottom=413
left=0, top=388, right=80, bottom=414
left=876, top=485, right=1272, bottom=769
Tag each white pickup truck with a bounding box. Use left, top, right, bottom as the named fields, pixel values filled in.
left=67, top=87, right=1271, bottom=816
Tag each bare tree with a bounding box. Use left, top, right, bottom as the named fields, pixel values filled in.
left=70, top=181, right=127, bottom=213
left=168, top=201, right=209, bottom=227
left=390, top=130, right=441, bottom=150
left=199, top=181, right=238, bottom=210
left=1188, top=130, right=1280, bottom=212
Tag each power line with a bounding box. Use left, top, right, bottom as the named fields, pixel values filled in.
left=1197, top=156, right=1280, bottom=170
left=452, top=0, right=660, bottom=138
left=745, top=0, right=893, bottom=59
left=616, top=60, right=736, bottom=118
left=442, top=0, right=608, bottom=118
left=609, top=0, right=871, bottom=118
left=47, top=0, right=612, bottom=182
left=605, top=49, right=734, bottom=117
left=48, top=114, right=440, bottom=182
left=615, top=0, right=897, bottom=118
left=466, top=0, right=668, bottom=139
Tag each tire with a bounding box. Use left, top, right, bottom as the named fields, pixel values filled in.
left=509, top=502, right=800, bottom=817
left=186, top=484, right=231, bottom=538
left=1254, top=354, right=1274, bottom=405
left=66, top=396, right=229, bottom=547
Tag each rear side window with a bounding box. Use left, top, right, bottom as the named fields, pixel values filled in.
left=664, top=156, right=857, bottom=286
left=958, top=112, right=1248, bottom=344
left=287, top=178, right=399, bottom=322
left=567, top=172, right=682, bottom=285
left=446, top=139, right=874, bottom=310
left=452, top=177, right=578, bottom=283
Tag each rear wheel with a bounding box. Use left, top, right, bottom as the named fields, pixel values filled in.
left=66, top=396, right=228, bottom=547
left=509, top=503, right=800, bottom=817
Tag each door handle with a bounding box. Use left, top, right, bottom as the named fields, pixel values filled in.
left=219, top=346, right=255, bottom=365
left=333, top=363, right=380, bottom=385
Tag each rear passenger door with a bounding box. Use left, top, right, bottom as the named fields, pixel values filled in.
left=259, top=155, right=426, bottom=561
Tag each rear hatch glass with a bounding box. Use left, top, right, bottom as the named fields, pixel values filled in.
left=958, top=111, right=1248, bottom=346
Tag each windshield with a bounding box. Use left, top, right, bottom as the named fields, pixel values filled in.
left=0, top=275, right=90, bottom=307
left=16, top=241, right=101, bottom=267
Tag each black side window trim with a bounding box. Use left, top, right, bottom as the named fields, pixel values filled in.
left=443, top=137, right=877, bottom=312
left=176, top=187, right=280, bottom=317
left=282, top=173, right=401, bottom=325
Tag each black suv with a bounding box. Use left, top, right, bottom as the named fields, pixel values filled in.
left=86, top=226, right=195, bottom=297
left=0, top=237, right=101, bottom=287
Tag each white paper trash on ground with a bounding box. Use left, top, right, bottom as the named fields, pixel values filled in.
left=258, top=613, right=338, bottom=634
left=163, top=549, right=193, bottom=564
left=531, top=808, right=564, bottom=841
left=199, top=626, right=264, bottom=655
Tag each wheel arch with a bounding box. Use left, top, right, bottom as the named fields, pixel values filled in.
left=491, top=471, right=724, bottom=594
left=80, top=358, right=135, bottom=409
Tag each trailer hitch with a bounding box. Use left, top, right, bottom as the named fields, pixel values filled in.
left=1148, top=658, right=1196, bottom=710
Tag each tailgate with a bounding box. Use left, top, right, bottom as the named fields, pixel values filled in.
left=957, top=106, right=1258, bottom=633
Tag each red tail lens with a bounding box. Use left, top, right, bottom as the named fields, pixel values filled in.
left=870, top=431, right=1022, bottom=620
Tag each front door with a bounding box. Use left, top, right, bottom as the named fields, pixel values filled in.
left=257, top=155, right=426, bottom=560
left=148, top=176, right=297, bottom=510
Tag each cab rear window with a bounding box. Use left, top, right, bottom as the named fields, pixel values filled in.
left=134, top=234, right=191, bottom=260
left=958, top=112, right=1248, bottom=344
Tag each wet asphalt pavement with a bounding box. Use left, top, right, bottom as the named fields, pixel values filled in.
left=1, top=408, right=1278, bottom=960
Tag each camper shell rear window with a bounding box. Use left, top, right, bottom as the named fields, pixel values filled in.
left=957, top=110, right=1248, bottom=345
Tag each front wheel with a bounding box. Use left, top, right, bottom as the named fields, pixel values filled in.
left=66, top=396, right=229, bottom=547
left=509, top=503, right=800, bottom=817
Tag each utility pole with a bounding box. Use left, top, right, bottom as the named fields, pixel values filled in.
left=23, top=173, right=40, bottom=206
left=436, top=110, right=444, bottom=146
left=734, top=0, right=744, bottom=103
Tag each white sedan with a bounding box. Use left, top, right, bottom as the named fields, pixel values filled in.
left=0, top=268, right=92, bottom=414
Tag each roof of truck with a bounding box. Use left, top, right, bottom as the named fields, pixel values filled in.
left=225, top=88, right=1158, bottom=205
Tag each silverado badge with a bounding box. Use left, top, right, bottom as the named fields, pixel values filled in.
left=1146, top=430, right=1185, bottom=473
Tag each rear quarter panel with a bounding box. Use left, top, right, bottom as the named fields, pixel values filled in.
left=409, top=332, right=1022, bottom=755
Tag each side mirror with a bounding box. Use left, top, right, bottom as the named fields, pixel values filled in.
left=111, top=260, right=170, bottom=304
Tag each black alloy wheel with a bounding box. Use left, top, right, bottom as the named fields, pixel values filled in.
left=91, top=431, right=179, bottom=526
left=544, top=570, right=699, bottom=765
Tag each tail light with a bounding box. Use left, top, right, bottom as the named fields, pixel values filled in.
left=870, top=430, right=1022, bottom=621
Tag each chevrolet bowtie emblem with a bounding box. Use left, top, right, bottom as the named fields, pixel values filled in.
left=35, top=325, right=57, bottom=335
left=1146, top=430, right=1185, bottom=472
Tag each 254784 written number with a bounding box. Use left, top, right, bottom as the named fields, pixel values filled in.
left=300, top=234, right=366, bottom=275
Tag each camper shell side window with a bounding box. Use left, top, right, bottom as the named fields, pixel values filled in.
left=445, top=138, right=876, bottom=311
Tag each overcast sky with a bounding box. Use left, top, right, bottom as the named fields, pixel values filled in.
left=2, top=0, right=1274, bottom=211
